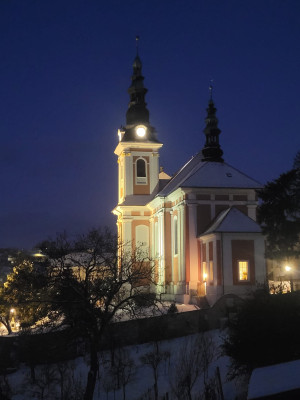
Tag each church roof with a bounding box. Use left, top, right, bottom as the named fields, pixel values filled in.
left=200, top=207, right=262, bottom=236
left=118, top=194, right=155, bottom=206
left=157, top=151, right=262, bottom=196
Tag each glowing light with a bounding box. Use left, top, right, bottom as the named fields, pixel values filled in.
left=118, top=128, right=125, bottom=142
left=136, top=125, right=146, bottom=137
left=285, top=266, right=291, bottom=272
left=10, top=308, right=15, bottom=314
left=238, top=261, right=249, bottom=281
left=203, top=273, right=207, bottom=281
left=33, top=252, right=44, bottom=257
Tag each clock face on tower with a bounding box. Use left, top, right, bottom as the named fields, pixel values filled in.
left=136, top=125, right=147, bottom=138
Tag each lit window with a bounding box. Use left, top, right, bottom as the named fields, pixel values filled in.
left=203, top=262, right=207, bottom=281
left=174, top=216, right=178, bottom=255
left=238, top=261, right=249, bottom=281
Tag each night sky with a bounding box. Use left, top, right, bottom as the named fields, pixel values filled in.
left=1, top=0, right=300, bottom=249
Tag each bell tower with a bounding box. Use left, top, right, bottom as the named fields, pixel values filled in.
left=113, top=46, right=163, bottom=253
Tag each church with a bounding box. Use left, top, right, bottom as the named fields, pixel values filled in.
left=113, top=54, right=266, bottom=306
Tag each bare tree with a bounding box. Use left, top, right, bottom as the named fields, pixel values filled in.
left=170, top=338, right=200, bottom=400
left=197, top=333, right=217, bottom=389
left=55, top=361, right=85, bottom=400
left=37, top=228, right=159, bottom=400
left=170, top=333, right=216, bottom=400
left=140, top=342, right=170, bottom=400
left=110, top=347, right=136, bottom=400
left=26, top=363, right=59, bottom=400
left=0, top=375, right=11, bottom=400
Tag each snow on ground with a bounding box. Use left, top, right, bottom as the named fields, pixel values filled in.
left=5, top=329, right=246, bottom=400
left=248, top=359, right=300, bottom=399
left=113, top=301, right=200, bottom=322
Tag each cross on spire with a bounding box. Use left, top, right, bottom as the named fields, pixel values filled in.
left=136, top=35, right=140, bottom=56
left=209, top=79, right=214, bottom=101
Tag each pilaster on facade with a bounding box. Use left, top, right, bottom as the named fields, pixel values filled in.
left=124, top=152, right=133, bottom=198
left=149, top=151, right=160, bottom=193
left=179, top=203, right=185, bottom=285
left=122, top=218, right=133, bottom=255
left=157, top=209, right=165, bottom=286
left=186, top=202, right=199, bottom=292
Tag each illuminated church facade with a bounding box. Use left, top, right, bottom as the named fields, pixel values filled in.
left=113, top=55, right=266, bottom=305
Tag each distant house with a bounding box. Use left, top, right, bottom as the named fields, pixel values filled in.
left=267, top=258, right=300, bottom=294
left=113, top=54, right=266, bottom=306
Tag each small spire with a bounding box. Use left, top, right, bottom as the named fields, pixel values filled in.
left=126, top=38, right=149, bottom=125
left=201, top=91, right=224, bottom=162
left=120, top=44, right=160, bottom=143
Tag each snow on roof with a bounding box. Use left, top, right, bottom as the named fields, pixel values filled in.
left=118, top=194, right=155, bottom=206
left=157, top=151, right=203, bottom=196
left=201, top=207, right=262, bottom=235
left=158, top=151, right=262, bottom=197
left=247, top=359, right=300, bottom=399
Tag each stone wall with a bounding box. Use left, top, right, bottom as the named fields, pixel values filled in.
left=0, top=294, right=244, bottom=367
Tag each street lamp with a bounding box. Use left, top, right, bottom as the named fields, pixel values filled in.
left=285, top=266, right=293, bottom=292
left=10, top=308, right=16, bottom=332
left=203, top=273, right=207, bottom=296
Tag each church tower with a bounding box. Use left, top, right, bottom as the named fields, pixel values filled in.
left=113, top=51, right=163, bottom=255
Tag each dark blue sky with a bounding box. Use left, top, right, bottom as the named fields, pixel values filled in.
left=1, top=0, right=300, bottom=249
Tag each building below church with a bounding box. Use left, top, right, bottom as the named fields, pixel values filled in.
left=113, top=53, right=266, bottom=306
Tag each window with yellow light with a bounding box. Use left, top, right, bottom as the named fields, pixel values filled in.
left=238, top=260, right=249, bottom=281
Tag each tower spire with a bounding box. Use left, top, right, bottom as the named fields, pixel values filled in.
left=126, top=37, right=149, bottom=126
left=201, top=86, right=224, bottom=162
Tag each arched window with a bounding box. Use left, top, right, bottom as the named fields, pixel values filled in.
left=136, top=158, right=146, bottom=177
left=136, top=158, right=147, bottom=184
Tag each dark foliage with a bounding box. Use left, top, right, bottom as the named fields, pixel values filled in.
left=167, top=302, right=178, bottom=314
left=223, top=290, right=300, bottom=378
left=0, top=254, right=49, bottom=332
left=257, top=151, right=300, bottom=260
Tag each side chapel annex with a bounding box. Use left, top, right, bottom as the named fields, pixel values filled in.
left=112, top=52, right=266, bottom=306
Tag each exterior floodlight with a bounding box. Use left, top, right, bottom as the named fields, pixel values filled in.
left=136, top=125, right=146, bottom=137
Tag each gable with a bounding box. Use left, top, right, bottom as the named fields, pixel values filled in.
left=200, top=207, right=262, bottom=236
